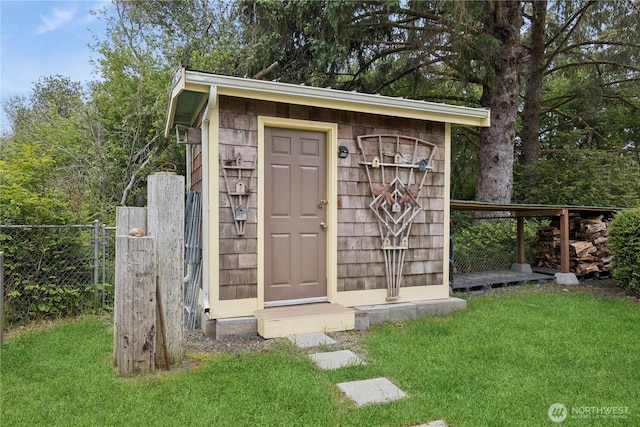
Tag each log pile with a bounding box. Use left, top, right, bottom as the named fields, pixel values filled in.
left=536, top=215, right=613, bottom=275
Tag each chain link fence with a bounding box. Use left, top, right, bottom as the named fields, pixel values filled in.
left=451, top=213, right=545, bottom=274
left=0, top=222, right=115, bottom=330
left=2, top=214, right=546, bottom=329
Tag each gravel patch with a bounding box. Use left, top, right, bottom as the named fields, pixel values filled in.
left=184, top=327, right=371, bottom=357
left=184, top=328, right=274, bottom=354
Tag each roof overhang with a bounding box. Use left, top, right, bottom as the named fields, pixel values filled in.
left=165, top=68, right=491, bottom=137
left=450, top=200, right=623, bottom=217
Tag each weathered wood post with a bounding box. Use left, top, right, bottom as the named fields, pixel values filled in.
left=1, top=251, right=4, bottom=348
left=114, top=235, right=156, bottom=376
left=147, top=173, right=185, bottom=366
left=114, top=207, right=148, bottom=363
left=116, top=207, right=147, bottom=236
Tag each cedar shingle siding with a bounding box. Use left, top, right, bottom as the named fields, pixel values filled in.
left=190, top=143, right=203, bottom=192
left=215, top=96, right=445, bottom=300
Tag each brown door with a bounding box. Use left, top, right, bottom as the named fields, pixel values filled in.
left=264, top=127, right=327, bottom=303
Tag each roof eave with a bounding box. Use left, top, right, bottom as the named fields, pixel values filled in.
left=165, top=68, right=491, bottom=135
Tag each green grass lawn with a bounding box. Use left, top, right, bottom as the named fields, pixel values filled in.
left=1, top=288, right=638, bottom=426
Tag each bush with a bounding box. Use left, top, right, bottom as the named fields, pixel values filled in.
left=0, top=226, right=111, bottom=329
left=513, top=149, right=640, bottom=207
left=608, top=207, right=640, bottom=295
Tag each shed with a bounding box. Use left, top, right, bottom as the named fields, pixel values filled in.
left=450, top=200, right=621, bottom=288
left=165, top=68, right=490, bottom=339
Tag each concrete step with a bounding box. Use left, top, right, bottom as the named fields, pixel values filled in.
left=255, top=303, right=355, bottom=339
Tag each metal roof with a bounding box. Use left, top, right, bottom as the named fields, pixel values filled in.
left=451, top=200, right=624, bottom=216
left=165, top=68, right=491, bottom=136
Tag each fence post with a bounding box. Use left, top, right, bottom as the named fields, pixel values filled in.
left=114, top=207, right=149, bottom=362
left=147, top=173, right=185, bottom=366
left=1, top=251, right=4, bottom=348
left=93, top=219, right=100, bottom=295
left=116, top=207, right=148, bottom=236
left=101, top=224, right=107, bottom=306
left=114, top=235, right=156, bottom=376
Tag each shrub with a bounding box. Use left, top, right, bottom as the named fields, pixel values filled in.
left=608, top=207, right=640, bottom=295
left=513, top=149, right=640, bottom=207
left=0, top=226, right=111, bottom=329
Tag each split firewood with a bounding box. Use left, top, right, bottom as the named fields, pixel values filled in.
left=537, top=215, right=613, bottom=274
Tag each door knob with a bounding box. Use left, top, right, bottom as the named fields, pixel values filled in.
left=320, top=222, right=327, bottom=229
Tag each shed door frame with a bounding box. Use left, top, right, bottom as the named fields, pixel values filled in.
left=257, top=117, right=338, bottom=310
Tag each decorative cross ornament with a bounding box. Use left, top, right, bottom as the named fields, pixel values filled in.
left=357, top=134, right=437, bottom=300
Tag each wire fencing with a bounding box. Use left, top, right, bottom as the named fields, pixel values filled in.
left=0, top=221, right=115, bottom=330
left=451, top=214, right=544, bottom=274
left=2, top=211, right=544, bottom=329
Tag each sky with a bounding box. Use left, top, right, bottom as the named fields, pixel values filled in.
left=0, top=0, right=111, bottom=133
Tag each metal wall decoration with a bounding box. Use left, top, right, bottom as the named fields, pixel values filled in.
left=221, top=148, right=256, bottom=235
left=357, top=134, right=437, bottom=300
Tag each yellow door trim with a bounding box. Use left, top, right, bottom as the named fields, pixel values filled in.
left=257, top=117, right=338, bottom=311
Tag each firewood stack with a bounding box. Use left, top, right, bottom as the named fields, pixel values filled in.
left=536, top=215, right=613, bottom=275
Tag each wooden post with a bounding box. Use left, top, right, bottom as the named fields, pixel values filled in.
left=516, top=216, right=525, bottom=264
left=114, top=207, right=148, bottom=362
left=560, top=208, right=570, bottom=273
left=116, top=207, right=147, bottom=236
left=1, top=251, right=4, bottom=348
left=147, top=173, right=185, bottom=366
left=114, top=236, right=156, bottom=376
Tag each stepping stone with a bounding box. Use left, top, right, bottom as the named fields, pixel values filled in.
left=309, top=350, right=363, bottom=370
left=411, top=421, right=448, bottom=427
left=336, top=377, right=407, bottom=406
left=287, top=332, right=336, bottom=348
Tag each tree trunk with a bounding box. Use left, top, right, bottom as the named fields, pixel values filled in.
left=475, top=0, right=523, bottom=209
left=520, top=0, right=547, bottom=165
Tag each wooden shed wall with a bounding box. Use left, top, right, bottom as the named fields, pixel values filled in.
left=190, top=144, right=203, bottom=192
left=216, top=95, right=445, bottom=301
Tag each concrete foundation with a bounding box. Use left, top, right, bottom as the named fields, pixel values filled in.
left=510, top=263, right=533, bottom=273
left=554, top=272, right=580, bottom=285
left=202, top=316, right=258, bottom=340
left=201, top=297, right=467, bottom=340
left=354, top=310, right=370, bottom=331
left=354, top=297, right=467, bottom=326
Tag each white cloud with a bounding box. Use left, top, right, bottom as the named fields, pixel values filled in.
left=35, top=7, right=76, bottom=35
left=81, top=0, right=112, bottom=24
